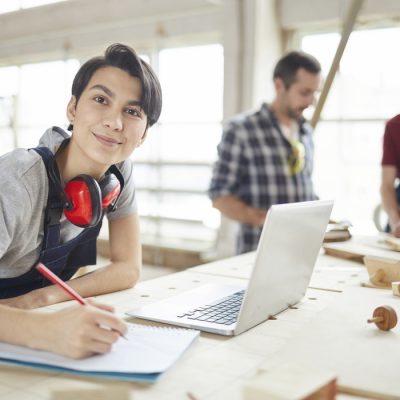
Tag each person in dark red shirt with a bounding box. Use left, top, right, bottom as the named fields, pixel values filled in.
left=381, top=114, right=400, bottom=236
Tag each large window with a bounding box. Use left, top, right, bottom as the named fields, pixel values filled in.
left=301, top=27, right=400, bottom=234
left=133, top=44, right=224, bottom=249
left=0, top=59, right=79, bottom=154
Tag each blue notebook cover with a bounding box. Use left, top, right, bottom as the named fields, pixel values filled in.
left=0, top=358, right=160, bottom=382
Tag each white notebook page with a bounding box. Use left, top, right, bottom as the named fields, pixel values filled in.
left=0, top=324, right=199, bottom=374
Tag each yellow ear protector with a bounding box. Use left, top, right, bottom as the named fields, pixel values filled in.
left=287, top=139, right=305, bottom=176
left=48, top=139, right=124, bottom=228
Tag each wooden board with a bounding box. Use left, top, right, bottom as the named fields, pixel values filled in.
left=384, top=236, right=400, bottom=252
left=363, top=255, right=400, bottom=288
left=324, top=235, right=400, bottom=263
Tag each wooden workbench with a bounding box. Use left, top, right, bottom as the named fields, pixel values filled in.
left=0, top=249, right=399, bottom=400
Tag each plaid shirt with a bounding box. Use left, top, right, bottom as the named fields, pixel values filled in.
left=209, top=103, right=316, bottom=254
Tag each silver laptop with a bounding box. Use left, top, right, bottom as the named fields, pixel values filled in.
left=127, top=200, right=333, bottom=336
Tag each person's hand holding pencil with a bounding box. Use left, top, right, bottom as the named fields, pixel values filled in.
left=34, top=262, right=128, bottom=358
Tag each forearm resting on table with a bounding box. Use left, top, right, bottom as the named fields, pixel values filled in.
left=212, top=195, right=266, bottom=226
left=0, top=305, right=63, bottom=351
left=3, top=260, right=141, bottom=309
left=381, top=185, right=400, bottom=225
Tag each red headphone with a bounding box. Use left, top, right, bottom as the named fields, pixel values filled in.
left=48, top=140, right=124, bottom=228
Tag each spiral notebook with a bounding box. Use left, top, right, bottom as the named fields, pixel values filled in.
left=0, top=324, right=199, bottom=382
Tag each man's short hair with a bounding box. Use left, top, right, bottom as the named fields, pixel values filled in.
left=273, top=51, right=321, bottom=89
left=69, top=43, right=162, bottom=130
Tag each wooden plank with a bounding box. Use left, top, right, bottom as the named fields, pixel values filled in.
left=384, top=236, right=400, bottom=252
left=363, top=255, right=400, bottom=288
left=324, top=236, right=400, bottom=263
left=243, top=363, right=336, bottom=399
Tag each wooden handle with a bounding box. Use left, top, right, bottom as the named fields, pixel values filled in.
left=367, top=306, right=397, bottom=331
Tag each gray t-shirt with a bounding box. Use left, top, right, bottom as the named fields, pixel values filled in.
left=0, top=127, right=137, bottom=278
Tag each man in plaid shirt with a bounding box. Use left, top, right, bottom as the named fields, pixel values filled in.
left=209, top=51, right=321, bottom=254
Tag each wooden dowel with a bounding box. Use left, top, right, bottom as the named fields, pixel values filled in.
left=367, top=316, right=384, bottom=324
left=310, top=0, right=364, bottom=129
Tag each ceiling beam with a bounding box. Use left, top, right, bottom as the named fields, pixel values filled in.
left=0, top=0, right=222, bottom=65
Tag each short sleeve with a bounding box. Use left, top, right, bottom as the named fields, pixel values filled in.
left=106, top=158, right=138, bottom=221
left=382, top=117, right=400, bottom=167
left=0, top=149, right=42, bottom=268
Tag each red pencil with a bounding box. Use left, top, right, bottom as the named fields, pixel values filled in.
left=36, top=262, right=87, bottom=305
left=36, top=262, right=127, bottom=340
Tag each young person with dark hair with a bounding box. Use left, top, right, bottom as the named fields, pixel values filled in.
left=0, top=43, right=162, bottom=356
left=209, top=51, right=321, bottom=254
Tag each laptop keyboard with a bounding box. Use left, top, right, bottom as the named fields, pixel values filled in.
left=177, top=290, right=245, bottom=325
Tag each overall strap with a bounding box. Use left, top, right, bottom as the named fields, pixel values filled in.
left=107, top=164, right=125, bottom=212
left=32, top=147, right=63, bottom=248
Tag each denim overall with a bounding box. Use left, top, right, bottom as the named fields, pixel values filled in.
left=0, top=147, right=102, bottom=299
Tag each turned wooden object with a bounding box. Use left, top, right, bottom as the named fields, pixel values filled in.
left=367, top=306, right=397, bottom=331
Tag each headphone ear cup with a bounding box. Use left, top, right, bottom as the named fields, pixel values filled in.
left=63, top=175, right=102, bottom=227
left=99, top=173, right=121, bottom=209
